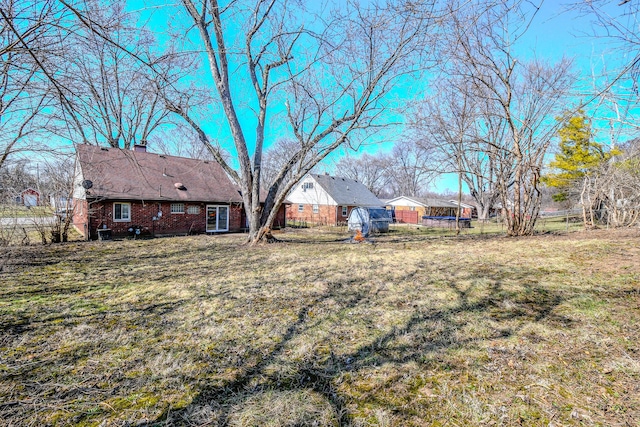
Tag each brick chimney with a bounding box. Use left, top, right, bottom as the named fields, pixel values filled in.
left=134, top=143, right=147, bottom=153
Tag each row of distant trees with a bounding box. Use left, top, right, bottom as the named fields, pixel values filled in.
left=320, top=1, right=640, bottom=231
left=1, top=0, right=639, bottom=242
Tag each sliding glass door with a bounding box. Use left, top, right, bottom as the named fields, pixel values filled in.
left=206, top=205, right=229, bottom=232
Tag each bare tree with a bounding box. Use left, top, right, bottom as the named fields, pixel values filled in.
left=47, top=1, right=186, bottom=149
left=442, top=0, right=575, bottom=236
left=334, top=151, right=393, bottom=197
left=149, top=124, right=218, bottom=161
left=0, top=0, right=61, bottom=169
left=574, top=0, right=640, bottom=90
left=2, top=0, right=190, bottom=152
left=38, top=154, right=76, bottom=242
left=383, top=140, right=435, bottom=197
left=415, top=77, right=477, bottom=233
left=591, top=138, right=640, bottom=227
left=260, top=138, right=307, bottom=195
left=0, top=158, right=37, bottom=200
left=158, top=0, right=440, bottom=243
left=572, top=1, right=640, bottom=148
left=415, top=75, right=506, bottom=223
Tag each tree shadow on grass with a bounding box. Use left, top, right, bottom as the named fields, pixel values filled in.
left=140, top=264, right=573, bottom=426
left=0, top=299, right=189, bottom=336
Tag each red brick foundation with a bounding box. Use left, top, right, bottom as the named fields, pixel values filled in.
left=76, top=200, right=243, bottom=239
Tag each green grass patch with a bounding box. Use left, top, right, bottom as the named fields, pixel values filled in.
left=1, top=228, right=639, bottom=426
left=0, top=205, right=53, bottom=218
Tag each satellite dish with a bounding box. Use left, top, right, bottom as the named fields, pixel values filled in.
left=82, top=180, right=93, bottom=189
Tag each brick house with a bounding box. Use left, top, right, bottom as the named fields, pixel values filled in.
left=73, top=144, right=285, bottom=239
left=286, top=173, right=384, bottom=225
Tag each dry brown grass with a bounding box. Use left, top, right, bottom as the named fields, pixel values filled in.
left=1, top=227, right=639, bottom=426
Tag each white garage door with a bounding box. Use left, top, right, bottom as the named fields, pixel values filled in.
left=23, top=194, right=37, bottom=207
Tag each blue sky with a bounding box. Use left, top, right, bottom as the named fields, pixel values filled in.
left=128, top=1, right=636, bottom=193
left=428, top=1, right=639, bottom=192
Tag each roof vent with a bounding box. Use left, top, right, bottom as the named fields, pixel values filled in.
left=174, top=183, right=187, bottom=191
left=81, top=180, right=93, bottom=189
left=100, top=147, right=109, bottom=151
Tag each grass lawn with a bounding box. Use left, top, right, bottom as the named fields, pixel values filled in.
left=1, top=226, right=639, bottom=426
left=0, top=205, right=53, bottom=218
left=387, top=215, right=585, bottom=237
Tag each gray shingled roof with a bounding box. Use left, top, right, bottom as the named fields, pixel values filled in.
left=416, top=198, right=458, bottom=208
left=76, top=144, right=242, bottom=203
left=386, top=196, right=459, bottom=208
left=311, top=174, right=383, bottom=206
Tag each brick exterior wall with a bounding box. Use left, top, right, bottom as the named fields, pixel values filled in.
left=74, top=198, right=287, bottom=239
left=287, top=203, right=355, bottom=226
left=74, top=199, right=243, bottom=239
left=241, top=204, right=287, bottom=230
left=273, top=204, right=287, bottom=229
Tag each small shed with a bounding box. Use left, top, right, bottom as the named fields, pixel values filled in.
left=20, top=188, right=40, bottom=207
left=348, top=207, right=392, bottom=236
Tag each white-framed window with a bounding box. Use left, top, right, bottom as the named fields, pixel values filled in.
left=342, top=206, right=348, bottom=216
left=113, top=202, right=131, bottom=221
left=410, top=206, right=416, bottom=211
left=171, top=203, right=185, bottom=214
left=302, top=182, right=314, bottom=191
left=298, top=204, right=304, bottom=212
left=187, top=205, right=200, bottom=215
left=313, top=204, right=319, bottom=213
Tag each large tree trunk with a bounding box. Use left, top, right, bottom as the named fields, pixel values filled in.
left=246, top=203, right=264, bottom=243
left=172, top=0, right=435, bottom=245
left=478, top=203, right=491, bottom=221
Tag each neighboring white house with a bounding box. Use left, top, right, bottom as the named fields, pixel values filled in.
left=385, top=196, right=459, bottom=224
left=286, top=173, right=384, bottom=225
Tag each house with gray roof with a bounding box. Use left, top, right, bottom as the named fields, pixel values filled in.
left=384, top=196, right=462, bottom=224
left=286, top=173, right=384, bottom=225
